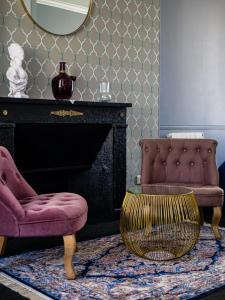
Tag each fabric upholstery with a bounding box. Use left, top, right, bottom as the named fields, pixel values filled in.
left=19, top=193, right=88, bottom=237
left=0, top=146, right=88, bottom=237
left=140, top=139, right=224, bottom=207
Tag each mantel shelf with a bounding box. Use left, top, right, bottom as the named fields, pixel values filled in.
left=0, top=97, right=132, bottom=108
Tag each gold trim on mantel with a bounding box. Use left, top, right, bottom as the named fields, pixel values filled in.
left=50, top=110, right=84, bottom=117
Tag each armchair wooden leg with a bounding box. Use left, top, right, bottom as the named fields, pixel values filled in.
left=63, top=235, right=76, bottom=280
left=0, top=236, right=7, bottom=255
left=212, top=207, right=222, bottom=240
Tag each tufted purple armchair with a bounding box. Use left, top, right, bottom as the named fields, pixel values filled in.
left=139, top=138, right=224, bottom=239
left=0, top=146, right=88, bottom=279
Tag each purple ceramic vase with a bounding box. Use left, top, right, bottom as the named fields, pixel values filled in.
left=52, top=62, right=76, bottom=100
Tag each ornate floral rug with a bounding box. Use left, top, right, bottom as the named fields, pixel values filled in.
left=0, top=225, right=225, bottom=300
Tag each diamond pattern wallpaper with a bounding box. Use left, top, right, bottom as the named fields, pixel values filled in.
left=0, top=0, right=160, bottom=188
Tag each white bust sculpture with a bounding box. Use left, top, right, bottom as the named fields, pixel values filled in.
left=6, top=43, right=29, bottom=98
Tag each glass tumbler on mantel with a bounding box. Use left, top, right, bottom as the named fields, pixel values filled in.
left=52, top=62, right=76, bottom=100
left=98, top=81, right=112, bottom=102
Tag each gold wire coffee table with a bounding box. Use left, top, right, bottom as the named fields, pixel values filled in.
left=120, top=185, right=200, bottom=260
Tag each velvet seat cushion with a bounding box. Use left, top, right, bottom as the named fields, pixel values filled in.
left=17, top=193, right=88, bottom=237
left=142, top=183, right=224, bottom=207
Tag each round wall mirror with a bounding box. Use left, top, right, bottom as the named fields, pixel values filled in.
left=21, top=0, right=92, bottom=35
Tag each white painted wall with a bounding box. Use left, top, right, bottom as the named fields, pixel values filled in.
left=160, top=0, right=225, bottom=166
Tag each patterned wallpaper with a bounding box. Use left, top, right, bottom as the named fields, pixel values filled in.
left=0, top=0, right=160, bottom=188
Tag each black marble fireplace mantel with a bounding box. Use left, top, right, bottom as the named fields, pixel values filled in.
left=0, top=97, right=132, bottom=240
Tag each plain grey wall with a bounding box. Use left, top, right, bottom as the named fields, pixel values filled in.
left=160, top=0, right=225, bottom=166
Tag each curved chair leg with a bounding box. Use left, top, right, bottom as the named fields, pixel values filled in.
left=0, top=236, right=7, bottom=255
left=63, top=234, right=76, bottom=280
left=212, top=207, right=222, bottom=240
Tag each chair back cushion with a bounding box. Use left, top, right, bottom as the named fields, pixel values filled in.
left=0, top=146, right=37, bottom=221
left=139, top=139, right=219, bottom=185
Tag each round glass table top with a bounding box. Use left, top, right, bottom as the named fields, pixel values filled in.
left=128, top=185, right=193, bottom=196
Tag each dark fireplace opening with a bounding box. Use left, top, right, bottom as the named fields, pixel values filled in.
left=14, top=123, right=111, bottom=172
left=14, top=123, right=114, bottom=223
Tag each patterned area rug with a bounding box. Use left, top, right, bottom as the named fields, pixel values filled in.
left=0, top=225, right=225, bottom=300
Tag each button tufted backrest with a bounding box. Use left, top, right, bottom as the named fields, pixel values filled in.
left=0, top=146, right=37, bottom=220
left=139, top=139, right=219, bottom=185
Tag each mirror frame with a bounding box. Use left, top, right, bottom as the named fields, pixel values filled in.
left=21, top=0, right=92, bottom=35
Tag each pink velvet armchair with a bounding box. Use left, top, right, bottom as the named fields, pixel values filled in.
left=139, top=138, right=224, bottom=239
left=0, top=146, right=88, bottom=279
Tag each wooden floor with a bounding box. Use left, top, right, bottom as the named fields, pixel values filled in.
left=0, top=284, right=29, bottom=300
left=201, top=288, right=225, bottom=300
left=0, top=272, right=52, bottom=300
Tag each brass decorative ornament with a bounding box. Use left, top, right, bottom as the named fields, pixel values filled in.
left=50, top=110, right=83, bottom=117
left=2, top=110, right=8, bottom=116
left=120, top=186, right=200, bottom=260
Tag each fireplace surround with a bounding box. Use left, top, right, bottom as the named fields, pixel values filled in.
left=0, top=97, right=131, bottom=245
